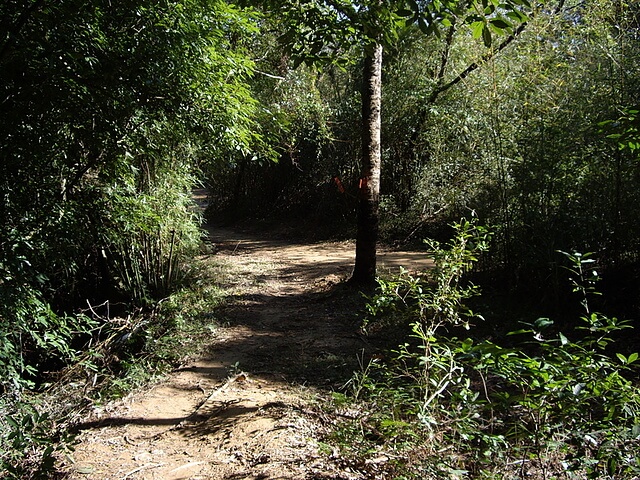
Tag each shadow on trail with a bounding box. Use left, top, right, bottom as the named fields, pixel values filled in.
left=200, top=226, right=425, bottom=391
left=63, top=202, right=431, bottom=480
left=212, top=279, right=375, bottom=389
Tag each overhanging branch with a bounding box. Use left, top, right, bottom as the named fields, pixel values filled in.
left=428, top=21, right=528, bottom=105
left=428, top=0, right=567, bottom=105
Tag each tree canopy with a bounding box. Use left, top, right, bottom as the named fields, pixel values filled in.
left=249, top=0, right=533, bottom=283
left=0, top=0, right=268, bottom=397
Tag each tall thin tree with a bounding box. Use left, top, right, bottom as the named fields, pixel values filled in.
left=254, top=0, right=532, bottom=284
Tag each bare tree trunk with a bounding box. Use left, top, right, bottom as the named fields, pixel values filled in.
left=351, top=43, right=382, bottom=285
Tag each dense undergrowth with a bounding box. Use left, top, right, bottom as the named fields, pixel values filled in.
left=3, top=215, right=639, bottom=479
left=0, top=1, right=262, bottom=476
left=327, top=218, right=640, bottom=479
left=0, top=253, right=229, bottom=478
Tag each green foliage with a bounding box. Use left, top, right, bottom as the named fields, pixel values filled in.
left=0, top=254, right=230, bottom=476
left=368, top=218, right=491, bottom=429
left=600, top=105, right=640, bottom=154
left=226, top=0, right=640, bottom=299
left=334, top=228, right=640, bottom=478
left=0, top=394, right=84, bottom=480
left=0, top=250, right=93, bottom=478
left=467, top=252, right=640, bottom=477
left=256, top=0, right=531, bottom=64
left=474, top=315, right=640, bottom=478
left=0, top=286, right=88, bottom=477
left=0, top=0, right=263, bottom=372
left=207, top=60, right=336, bottom=219
left=1, top=0, right=267, bottom=474
left=0, top=398, right=71, bottom=479
left=0, top=255, right=96, bottom=392
left=102, top=131, right=203, bottom=305
left=404, top=0, right=530, bottom=47
left=366, top=216, right=491, bottom=330
left=1, top=0, right=264, bottom=303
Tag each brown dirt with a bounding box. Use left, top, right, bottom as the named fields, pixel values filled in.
left=61, top=198, right=433, bottom=480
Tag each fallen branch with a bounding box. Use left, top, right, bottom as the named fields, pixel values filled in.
left=123, top=462, right=164, bottom=479
left=168, top=461, right=207, bottom=474
left=194, top=373, right=248, bottom=415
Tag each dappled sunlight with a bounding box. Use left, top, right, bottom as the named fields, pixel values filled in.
left=64, top=224, right=409, bottom=479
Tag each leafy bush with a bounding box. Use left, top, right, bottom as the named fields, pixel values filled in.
left=0, top=0, right=264, bottom=476
left=0, top=263, right=93, bottom=477
left=102, top=137, right=203, bottom=306
left=0, top=240, right=97, bottom=392
left=334, top=220, right=640, bottom=479
left=0, top=397, right=74, bottom=479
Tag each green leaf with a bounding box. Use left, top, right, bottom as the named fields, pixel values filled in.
left=6, top=416, right=19, bottom=429
left=461, top=338, right=474, bottom=351
left=471, top=21, right=485, bottom=39
left=507, top=328, right=531, bottom=335
left=616, top=353, right=627, bottom=364
left=482, top=23, right=504, bottom=41
left=514, top=11, right=529, bottom=22
left=534, top=318, right=554, bottom=330
left=490, top=18, right=512, bottom=30
left=417, top=16, right=430, bottom=35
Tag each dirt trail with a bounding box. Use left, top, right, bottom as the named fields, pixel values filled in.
left=62, top=212, right=433, bottom=479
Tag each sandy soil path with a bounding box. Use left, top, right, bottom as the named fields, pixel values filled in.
left=62, top=212, right=433, bottom=479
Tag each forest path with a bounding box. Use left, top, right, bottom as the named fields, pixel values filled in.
left=63, top=198, right=433, bottom=480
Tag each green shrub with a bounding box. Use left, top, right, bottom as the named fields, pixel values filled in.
left=101, top=119, right=203, bottom=307
left=0, top=397, right=74, bottom=479
left=336, top=220, right=640, bottom=479
left=0, top=278, right=92, bottom=478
